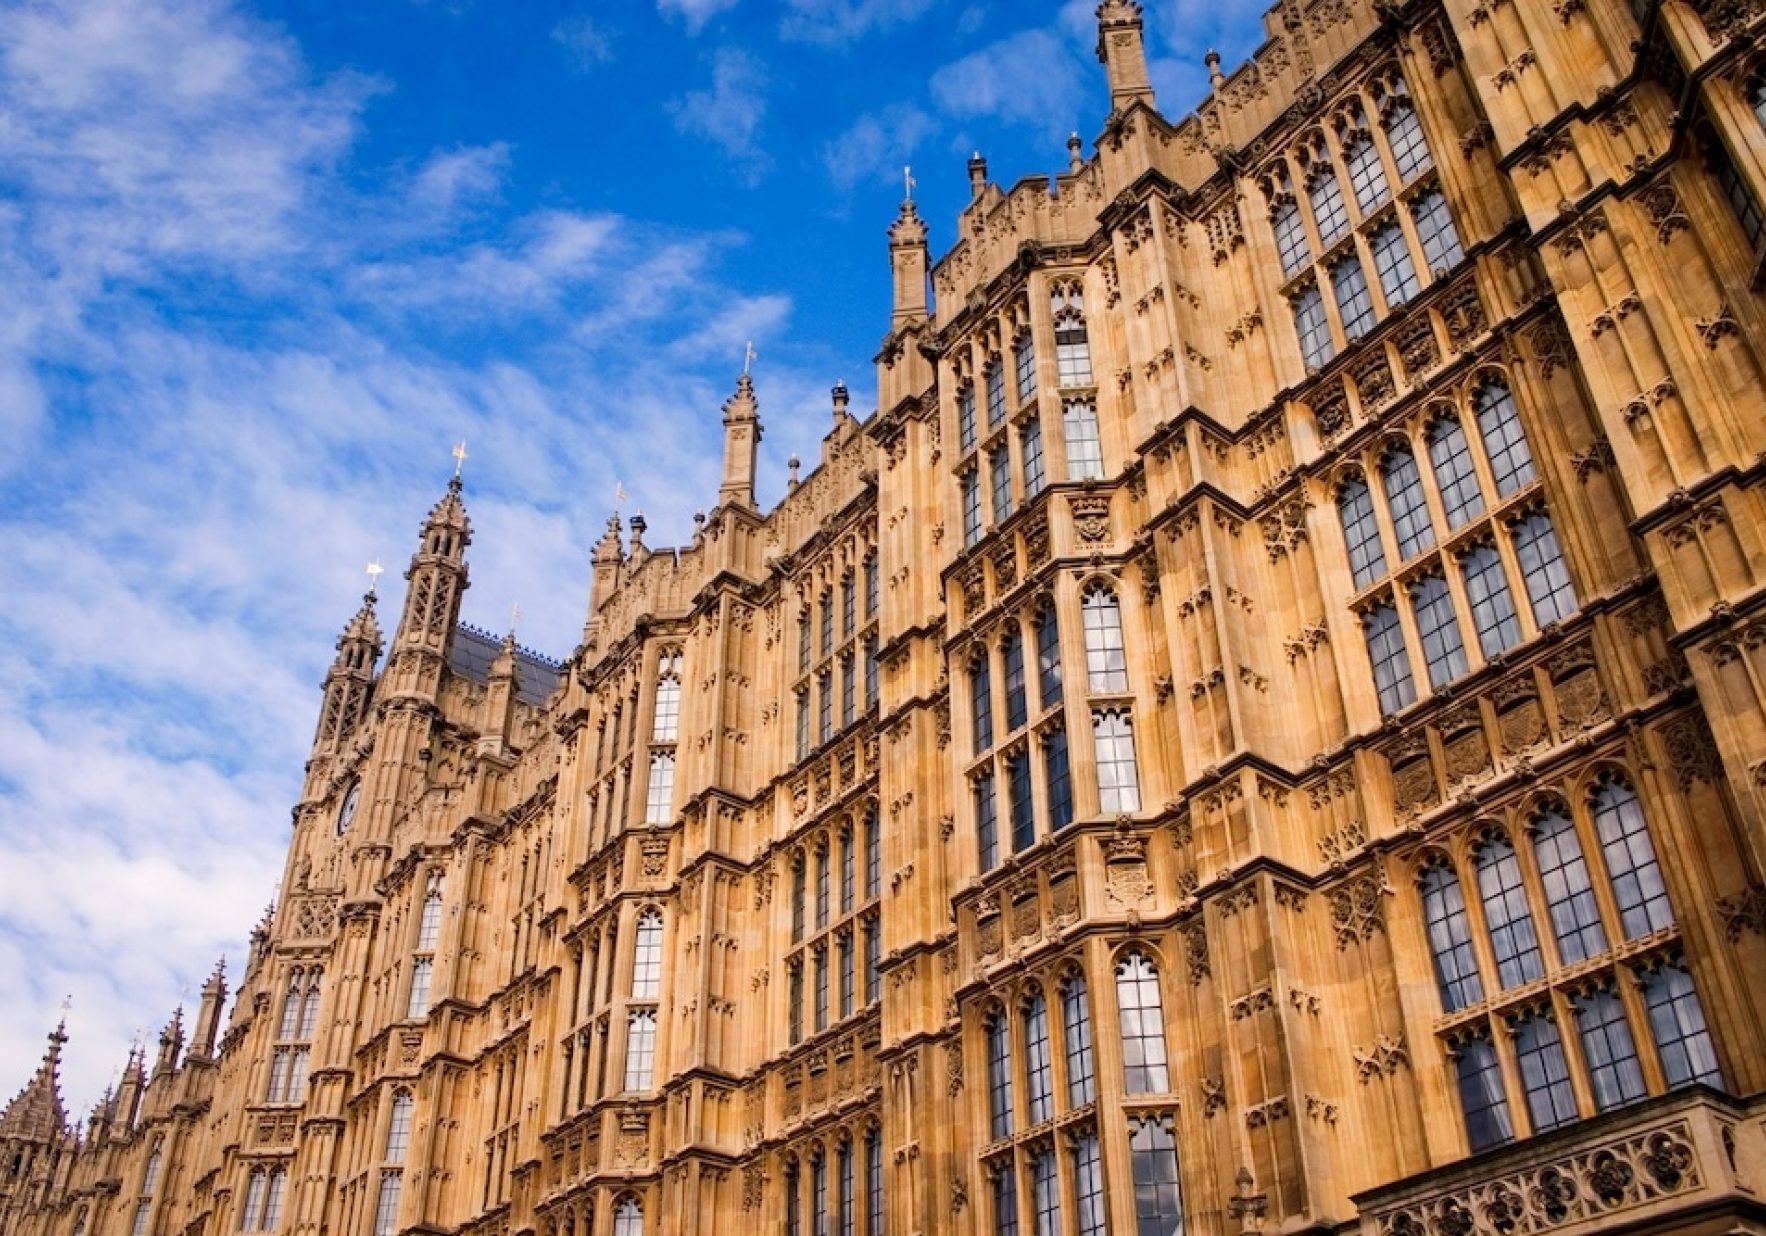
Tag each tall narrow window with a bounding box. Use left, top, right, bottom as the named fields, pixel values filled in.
left=613, top=1199, right=644, bottom=1236
left=1380, top=445, right=1435, bottom=559
left=1531, top=808, right=1607, bottom=964
left=986, top=1012, right=1014, bottom=1139
left=971, top=654, right=995, bottom=754
left=1293, top=283, right=1334, bottom=369
left=1346, top=137, right=1391, bottom=213
left=864, top=554, right=879, bottom=619
left=863, top=635, right=879, bottom=709
left=372, top=1172, right=402, bottom=1236
left=1362, top=601, right=1415, bottom=715
left=631, top=910, right=663, bottom=999
left=796, top=689, right=811, bottom=760
left=644, top=752, right=675, bottom=823
left=1092, top=710, right=1141, bottom=814
left=1052, top=283, right=1092, bottom=387
left=1273, top=199, right=1311, bottom=277
left=789, top=962, right=804, bottom=1044
left=821, top=590, right=834, bottom=657
left=1063, top=400, right=1104, bottom=480
left=864, top=807, right=881, bottom=900
left=1044, top=728, right=1073, bottom=832
left=1475, top=836, right=1544, bottom=988
left=786, top=1162, right=802, bottom=1236
left=1473, top=382, right=1536, bottom=496
left=1061, top=973, right=1095, bottom=1106
left=1115, top=952, right=1169, bottom=1093
left=1031, top=1148, right=1060, bottom=1236
left=1332, top=255, right=1376, bottom=340
left=1020, top=416, right=1046, bottom=498
left=816, top=845, right=831, bottom=928
left=792, top=860, right=806, bottom=942
left=1511, top=512, right=1577, bottom=625
left=652, top=650, right=682, bottom=741
left=866, top=1129, right=884, bottom=1236
left=1007, top=749, right=1035, bottom=853
left=993, top=1162, right=1020, bottom=1236
left=990, top=444, right=1014, bottom=522
left=386, top=1091, right=414, bottom=1162
left=986, top=357, right=1007, bottom=427
left=1461, top=543, right=1521, bottom=657
left=976, top=772, right=999, bottom=872
left=1411, top=188, right=1463, bottom=273
left=839, top=931, right=855, bottom=1018
left=1035, top=609, right=1063, bottom=708
left=814, top=947, right=829, bottom=1031
left=1081, top=587, right=1127, bottom=692
left=1014, top=330, right=1037, bottom=403
left=1002, top=631, right=1027, bottom=731
left=1338, top=473, right=1388, bottom=588
left=962, top=468, right=984, bottom=548
left=1410, top=571, right=1467, bottom=688
left=1453, top=1033, right=1513, bottom=1151
left=1710, top=129, right=1766, bottom=250
left=1574, top=986, right=1646, bottom=1111
left=1592, top=780, right=1674, bottom=938
left=1072, top=1135, right=1105, bottom=1236
left=840, top=833, right=855, bottom=914
left=1384, top=98, right=1433, bottom=181
left=1427, top=415, right=1484, bottom=528
left=799, top=611, right=812, bottom=674
left=841, top=652, right=856, bottom=728
left=243, top=1171, right=268, bottom=1232
left=624, top=1010, right=656, bottom=1091
left=1369, top=219, right=1419, bottom=307
left=959, top=383, right=978, bottom=454
left=1514, top=1010, right=1577, bottom=1133
left=1023, top=992, right=1053, bottom=1124
left=1309, top=166, right=1350, bottom=246
left=819, top=671, right=834, bottom=744
left=1640, top=960, right=1721, bottom=1086
left=262, top=1170, right=287, bottom=1231
left=1128, top=1116, right=1185, bottom=1236
left=1421, top=859, right=1484, bottom=1011
left=838, top=1142, right=856, bottom=1236
left=864, top=917, right=881, bottom=1004
left=407, top=958, right=434, bottom=1021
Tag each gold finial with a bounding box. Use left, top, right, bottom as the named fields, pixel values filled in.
left=452, top=441, right=469, bottom=478
left=365, top=561, right=384, bottom=597
left=743, top=341, right=757, bottom=375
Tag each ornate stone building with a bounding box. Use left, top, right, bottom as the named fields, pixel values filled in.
left=8, top=0, right=1766, bottom=1232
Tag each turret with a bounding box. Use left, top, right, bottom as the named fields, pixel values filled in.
left=0, top=1021, right=69, bottom=1214
left=152, top=1008, right=183, bottom=1080
left=387, top=469, right=472, bottom=701
left=113, top=1046, right=145, bottom=1132
left=717, top=374, right=762, bottom=510
left=1096, top=0, right=1156, bottom=111
left=888, top=198, right=929, bottom=327
left=481, top=628, right=520, bottom=758
left=311, top=589, right=381, bottom=755
left=189, top=959, right=227, bottom=1062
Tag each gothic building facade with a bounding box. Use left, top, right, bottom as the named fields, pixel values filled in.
left=8, top=0, right=1766, bottom=1233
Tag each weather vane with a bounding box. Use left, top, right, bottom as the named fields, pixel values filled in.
left=365, top=561, right=384, bottom=597
left=452, top=441, right=469, bottom=478
left=510, top=602, right=521, bottom=636
left=743, top=341, right=757, bottom=375
left=903, top=165, right=916, bottom=202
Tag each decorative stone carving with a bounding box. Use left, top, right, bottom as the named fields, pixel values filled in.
left=1070, top=495, right=1112, bottom=543
left=1660, top=713, right=1722, bottom=791
left=1353, top=1034, right=1410, bottom=1082
left=1329, top=872, right=1391, bottom=948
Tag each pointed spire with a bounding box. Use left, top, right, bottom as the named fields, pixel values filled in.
left=588, top=513, right=626, bottom=619
left=153, top=1006, right=184, bottom=1077
left=718, top=373, right=762, bottom=510
left=190, top=958, right=227, bottom=1061
left=0, top=1020, right=69, bottom=1142
left=390, top=462, right=473, bottom=687
left=1096, top=1, right=1156, bottom=111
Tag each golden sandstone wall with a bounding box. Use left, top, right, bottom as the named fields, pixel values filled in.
left=8, top=0, right=1766, bottom=1234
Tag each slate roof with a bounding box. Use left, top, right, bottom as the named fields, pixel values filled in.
left=447, top=625, right=564, bottom=706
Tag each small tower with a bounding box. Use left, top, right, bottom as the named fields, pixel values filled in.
left=189, top=960, right=227, bottom=1063
left=888, top=198, right=929, bottom=327
left=1096, top=0, right=1156, bottom=111
left=152, top=1007, right=184, bottom=1080
left=481, top=628, right=520, bottom=759
left=387, top=471, right=472, bottom=701
left=718, top=374, right=762, bottom=511
left=0, top=1021, right=70, bottom=1215
left=312, top=590, right=382, bottom=755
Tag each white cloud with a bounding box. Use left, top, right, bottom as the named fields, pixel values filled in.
left=657, top=0, right=741, bottom=35
left=670, top=48, right=771, bottom=183
left=929, top=29, right=1084, bottom=136
left=409, top=143, right=509, bottom=217
left=780, top=0, right=935, bottom=42
left=822, top=103, right=936, bottom=192
left=552, top=13, right=613, bottom=67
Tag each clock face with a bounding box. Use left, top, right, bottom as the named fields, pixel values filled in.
left=337, top=783, right=362, bottom=836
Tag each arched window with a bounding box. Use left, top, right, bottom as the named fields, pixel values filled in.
left=1511, top=512, right=1577, bottom=625
left=1060, top=973, right=1095, bottom=1106
left=1127, top=1116, right=1185, bottom=1234
left=785, top=1159, right=802, bottom=1236
left=1369, top=219, right=1419, bottom=307
left=1309, top=166, right=1350, bottom=246
left=1273, top=198, right=1311, bottom=278
left=1530, top=808, right=1606, bottom=964
left=372, top=1170, right=402, bottom=1236
left=866, top=1127, right=885, bottom=1236
left=1080, top=587, right=1127, bottom=693
left=652, top=649, right=682, bottom=741
left=624, top=1010, right=657, bottom=1091
left=1072, top=1132, right=1105, bottom=1236
left=1640, top=958, right=1721, bottom=1086
left=242, top=1170, right=267, bottom=1232
left=1331, top=254, right=1376, bottom=340
left=992, top=1161, right=1019, bottom=1236
left=1473, top=381, right=1536, bottom=496
left=142, top=1140, right=162, bottom=1193
left=997, top=634, right=1025, bottom=735
left=300, top=970, right=322, bottom=1040
left=1020, top=415, right=1045, bottom=497
left=643, top=752, right=674, bottom=822
left=612, top=1199, right=644, bottom=1236
left=1421, top=859, right=1483, bottom=1011
left=1460, top=543, right=1520, bottom=658
left=986, top=356, right=1007, bottom=428
left=1383, top=98, right=1432, bottom=181
left=417, top=874, right=444, bottom=950
left=1361, top=601, right=1415, bottom=715
left=279, top=972, right=303, bottom=1039
left=1426, top=415, right=1484, bottom=528
left=1014, top=329, right=1037, bottom=403
left=1451, top=1031, right=1512, bottom=1151
left=1030, top=1145, right=1060, bottom=1236
left=838, top=1140, right=856, bottom=1236
left=1114, top=952, right=1169, bottom=1094
left=1345, top=136, right=1390, bottom=213
left=792, top=858, right=806, bottom=942
left=1409, top=571, right=1467, bottom=688
left=1034, top=607, right=1062, bottom=708
left=1513, top=1008, right=1577, bottom=1133
left=961, top=467, right=983, bottom=547
left=263, top=1168, right=287, bottom=1230
left=1052, top=283, right=1092, bottom=388
left=1091, top=710, right=1141, bottom=814
left=811, top=1157, right=828, bottom=1236
left=1293, top=282, right=1334, bottom=369
left=1380, top=444, right=1435, bottom=559
left=386, top=1091, right=414, bottom=1162
left=1474, top=835, right=1544, bottom=988
left=1337, top=473, right=1387, bottom=588
left=1023, top=992, right=1053, bottom=1123
left=1591, top=780, right=1674, bottom=938
left=1572, top=986, right=1646, bottom=1111
left=631, top=910, right=663, bottom=999
left=1062, top=399, right=1104, bottom=481
left=985, top=1011, right=1013, bottom=1139
left=1411, top=187, right=1463, bottom=273
left=958, top=382, right=978, bottom=453
left=971, top=652, right=994, bottom=755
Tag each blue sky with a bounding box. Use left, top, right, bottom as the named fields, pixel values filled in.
left=0, top=0, right=1269, bottom=1108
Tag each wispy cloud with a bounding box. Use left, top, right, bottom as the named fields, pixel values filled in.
left=670, top=47, right=771, bottom=183
left=780, top=0, right=936, bottom=43
left=657, top=0, right=742, bottom=35
left=929, top=29, right=1084, bottom=137
left=552, top=13, right=613, bottom=68
left=822, top=103, right=936, bottom=192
